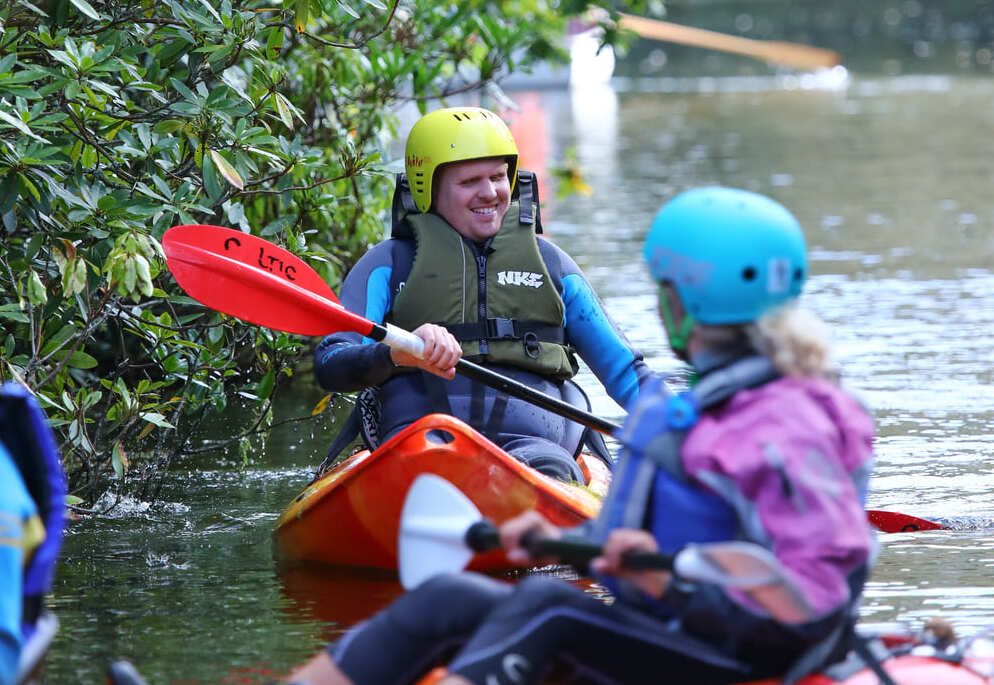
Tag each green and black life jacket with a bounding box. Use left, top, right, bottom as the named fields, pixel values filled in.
left=387, top=171, right=578, bottom=379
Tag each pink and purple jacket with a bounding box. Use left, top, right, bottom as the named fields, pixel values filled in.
left=682, top=375, right=875, bottom=617
left=593, top=357, right=875, bottom=625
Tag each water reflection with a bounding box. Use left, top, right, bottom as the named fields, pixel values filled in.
left=278, top=565, right=405, bottom=639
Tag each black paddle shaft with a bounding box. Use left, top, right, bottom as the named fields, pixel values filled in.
left=464, top=521, right=673, bottom=571
left=367, top=323, right=621, bottom=436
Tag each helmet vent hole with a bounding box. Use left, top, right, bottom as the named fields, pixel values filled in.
left=793, top=268, right=803, bottom=280
left=742, top=267, right=757, bottom=281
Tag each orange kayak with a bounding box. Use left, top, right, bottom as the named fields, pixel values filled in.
left=273, top=414, right=611, bottom=570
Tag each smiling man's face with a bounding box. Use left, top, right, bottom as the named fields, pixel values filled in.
left=433, top=158, right=511, bottom=242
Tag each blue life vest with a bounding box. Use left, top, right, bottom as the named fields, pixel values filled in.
left=0, top=383, right=66, bottom=666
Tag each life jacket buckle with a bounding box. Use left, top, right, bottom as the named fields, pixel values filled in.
left=664, top=392, right=699, bottom=430
left=490, top=317, right=518, bottom=340
left=523, top=331, right=541, bottom=359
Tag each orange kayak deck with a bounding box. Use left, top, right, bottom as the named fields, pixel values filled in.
left=273, top=414, right=609, bottom=570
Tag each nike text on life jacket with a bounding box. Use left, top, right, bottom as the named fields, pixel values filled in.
left=497, top=270, right=544, bottom=288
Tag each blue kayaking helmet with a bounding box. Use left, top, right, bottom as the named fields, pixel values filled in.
left=643, top=187, right=807, bottom=330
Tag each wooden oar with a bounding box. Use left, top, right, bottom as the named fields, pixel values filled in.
left=161, top=224, right=620, bottom=436
left=162, top=225, right=947, bottom=535
left=399, top=474, right=815, bottom=623
left=618, top=14, right=841, bottom=71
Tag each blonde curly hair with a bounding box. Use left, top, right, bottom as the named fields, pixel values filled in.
left=747, top=305, right=837, bottom=380
left=691, top=305, right=837, bottom=381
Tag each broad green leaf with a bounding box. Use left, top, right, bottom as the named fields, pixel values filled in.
left=152, top=119, right=185, bottom=134
left=123, top=258, right=136, bottom=293
left=294, top=0, right=310, bottom=32
left=26, top=269, right=47, bottom=305
left=68, top=0, right=102, bottom=20
left=266, top=26, right=285, bottom=60
left=14, top=0, right=46, bottom=16
left=195, top=0, right=222, bottom=23
left=0, top=107, right=47, bottom=142
left=80, top=144, right=96, bottom=169
left=272, top=92, right=294, bottom=130
left=111, top=442, right=128, bottom=478
left=0, top=309, right=29, bottom=323
left=140, top=412, right=173, bottom=429
left=202, top=151, right=222, bottom=199
left=17, top=174, right=40, bottom=203
left=335, top=0, right=360, bottom=19
left=208, top=150, right=244, bottom=190
left=134, top=254, right=153, bottom=296
left=40, top=324, right=76, bottom=357
left=65, top=351, right=98, bottom=369
left=69, top=258, right=87, bottom=296
left=256, top=367, right=275, bottom=399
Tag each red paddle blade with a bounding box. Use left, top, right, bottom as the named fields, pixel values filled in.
left=162, top=224, right=374, bottom=338
left=164, top=225, right=337, bottom=299
left=867, top=509, right=946, bottom=533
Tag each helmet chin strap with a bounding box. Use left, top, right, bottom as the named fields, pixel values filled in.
left=658, top=288, right=695, bottom=361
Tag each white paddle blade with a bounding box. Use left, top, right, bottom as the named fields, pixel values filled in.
left=674, top=541, right=814, bottom=624
left=399, top=474, right=484, bottom=590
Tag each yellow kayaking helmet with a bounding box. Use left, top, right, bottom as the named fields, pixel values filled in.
left=405, top=107, right=519, bottom=213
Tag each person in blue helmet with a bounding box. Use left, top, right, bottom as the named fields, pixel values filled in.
left=313, top=106, right=652, bottom=483
left=283, top=187, right=876, bottom=685
left=0, top=383, right=65, bottom=685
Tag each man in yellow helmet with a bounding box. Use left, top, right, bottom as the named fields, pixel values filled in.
left=314, top=107, right=651, bottom=481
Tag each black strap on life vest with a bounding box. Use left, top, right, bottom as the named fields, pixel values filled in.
left=442, top=318, right=565, bottom=345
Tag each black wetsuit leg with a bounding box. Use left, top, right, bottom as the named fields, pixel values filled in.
left=330, top=573, right=511, bottom=685
left=501, top=436, right=584, bottom=483
left=448, top=576, right=752, bottom=685
left=377, top=370, right=587, bottom=483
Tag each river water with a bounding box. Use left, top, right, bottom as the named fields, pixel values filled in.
left=45, top=72, right=994, bottom=682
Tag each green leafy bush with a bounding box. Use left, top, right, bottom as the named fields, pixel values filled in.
left=0, top=0, right=641, bottom=502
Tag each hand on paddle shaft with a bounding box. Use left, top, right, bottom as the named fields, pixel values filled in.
left=494, top=510, right=672, bottom=598
left=392, top=323, right=461, bottom=380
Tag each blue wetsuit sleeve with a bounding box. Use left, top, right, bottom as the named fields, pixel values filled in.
left=0, top=445, right=31, bottom=685
left=540, top=242, right=655, bottom=410
left=314, top=241, right=400, bottom=392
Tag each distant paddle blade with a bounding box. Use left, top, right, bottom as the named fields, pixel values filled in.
left=867, top=509, right=945, bottom=533
left=399, top=475, right=484, bottom=590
